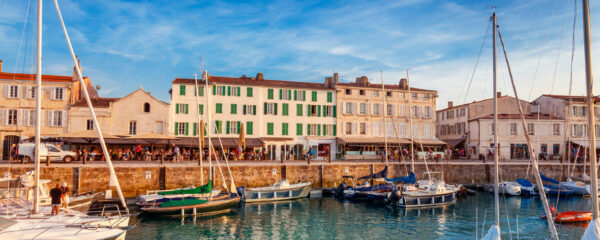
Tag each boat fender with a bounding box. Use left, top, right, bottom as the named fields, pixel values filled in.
left=236, top=186, right=246, bottom=199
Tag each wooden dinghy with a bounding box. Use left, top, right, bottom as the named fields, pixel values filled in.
left=140, top=194, right=240, bottom=216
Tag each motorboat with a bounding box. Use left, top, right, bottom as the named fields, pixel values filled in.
left=237, top=180, right=311, bottom=203
left=140, top=193, right=240, bottom=216
left=484, top=181, right=521, bottom=196
left=388, top=172, right=459, bottom=208
left=516, top=179, right=537, bottom=196
left=560, top=179, right=591, bottom=195
left=542, top=211, right=593, bottom=223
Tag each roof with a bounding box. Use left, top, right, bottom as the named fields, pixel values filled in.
left=437, top=95, right=529, bottom=112
left=540, top=94, right=600, bottom=102
left=72, top=97, right=119, bottom=108
left=0, top=72, right=75, bottom=83
left=335, top=82, right=437, bottom=93
left=173, top=75, right=333, bottom=90
left=469, top=113, right=563, bottom=121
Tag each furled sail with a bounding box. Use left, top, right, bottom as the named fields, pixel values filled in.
left=539, top=172, right=559, bottom=185
left=357, top=167, right=388, bottom=180
left=385, top=172, right=416, bottom=184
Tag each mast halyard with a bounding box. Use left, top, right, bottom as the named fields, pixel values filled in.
left=407, top=69, right=415, bottom=172
left=381, top=71, right=388, bottom=165
left=491, top=12, right=500, bottom=230
left=194, top=73, right=204, bottom=184
left=33, top=0, right=42, bottom=215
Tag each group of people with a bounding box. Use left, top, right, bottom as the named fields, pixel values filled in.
left=49, top=182, right=70, bottom=215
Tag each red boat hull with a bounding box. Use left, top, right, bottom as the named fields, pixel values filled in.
left=541, top=211, right=593, bottom=223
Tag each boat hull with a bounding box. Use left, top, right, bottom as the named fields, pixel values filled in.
left=140, top=195, right=240, bottom=216
left=396, top=191, right=458, bottom=208
left=240, top=183, right=312, bottom=203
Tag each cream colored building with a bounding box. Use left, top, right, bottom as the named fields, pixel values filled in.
left=0, top=60, right=98, bottom=159
left=334, top=75, right=441, bottom=159
left=69, top=87, right=169, bottom=136
left=169, top=72, right=337, bottom=160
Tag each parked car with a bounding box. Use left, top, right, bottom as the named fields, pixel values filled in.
left=17, top=143, right=76, bottom=163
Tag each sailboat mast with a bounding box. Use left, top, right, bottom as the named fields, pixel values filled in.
left=205, top=71, right=212, bottom=182
left=491, top=13, right=500, bottom=229
left=193, top=73, right=204, bottom=184
left=381, top=71, right=388, bottom=164
left=582, top=0, right=598, bottom=219
left=33, top=0, right=42, bottom=214
left=407, top=69, right=415, bottom=172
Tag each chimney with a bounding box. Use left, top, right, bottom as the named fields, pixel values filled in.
left=448, top=101, right=454, bottom=108
left=333, top=73, right=339, bottom=84
left=241, top=75, right=247, bottom=78
left=325, top=77, right=333, bottom=88
left=399, top=78, right=408, bottom=90
left=356, top=76, right=369, bottom=86
left=0, top=60, right=3, bottom=72
left=497, top=92, right=501, bottom=98
left=256, top=72, right=264, bottom=81
left=72, top=57, right=81, bottom=81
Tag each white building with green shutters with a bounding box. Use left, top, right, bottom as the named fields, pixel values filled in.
left=169, top=72, right=337, bottom=161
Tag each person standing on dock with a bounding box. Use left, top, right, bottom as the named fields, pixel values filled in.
left=50, top=184, right=62, bottom=215
left=60, top=182, right=70, bottom=213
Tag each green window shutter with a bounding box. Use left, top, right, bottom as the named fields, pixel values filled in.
left=307, top=104, right=311, bottom=116
left=227, top=86, right=231, bottom=96
left=297, top=104, right=302, bottom=116
left=237, top=121, right=241, bottom=134
left=283, top=103, right=288, bottom=116
left=237, top=87, right=241, bottom=96
left=312, top=91, right=317, bottom=102
left=267, top=123, right=274, bottom=135
left=200, top=86, right=204, bottom=96
left=279, top=89, right=282, bottom=100
left=282, top=123, right=288, bottom=135
left=193, top=122, right=198, bottom=136
left=317, top=124, right=321, bottom=136
left=274, top=103, right=278, bottom=115
left=231, top=104, right=237, bottom=114
left=185, top=122, right=189, bottom=135
left=303, top=91, right=306, bottom=101
left=243, top=105, right=247, bottom=115
left=296, top=123, right=302, bottom=136
left=333, top=124, right=337, bottom=136
left=180, top=85, right=186, bottom=95
left=217, top=121, right=222, bottom=133
left=333, top=105, right=337, bottom=118
left=213, top=85, right=216, bottom=95
left=317, top=105, right=321, bottom=116
left=199, top=104, right=204, bottom=114
left=253, top=105, right=257, bottom=115
left=268, top=89, right=274, bottom=99
left=247, top=121, right=253, bottom=135
left=327, top=92, right=332, bottom=102
left=216, top=103, right=222, bottom=114
left=247, top=87, right=253, bottom=97
left=264, top=103, right=268, bottom=115
left=323, top=105, right=326, bottom=117
left=185, top=104, right=189, bottom=114
left=175, top=103, right=179, bottom=114
left=323, top=124, right=327, bottom=136
left=294, top=90, right=297, bottom=100
left=204, top=123, right=208, bottom=136
left=226, top=121, right=230, bottom=134
left=222, top=86, right=226, bottom=95
left=174, top=122, right=179, bottom=135
left=307, top=124, right=311, bottom=135
left=288, top=90, right=292, bottom=100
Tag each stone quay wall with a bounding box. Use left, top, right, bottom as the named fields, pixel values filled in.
left=0, top=162, right=584, bottom=198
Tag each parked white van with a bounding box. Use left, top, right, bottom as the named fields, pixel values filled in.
left=17, top=143, right=76, bottom=163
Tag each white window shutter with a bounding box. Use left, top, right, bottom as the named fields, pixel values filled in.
left=3, top=85, right=8, bottom=98
left=50, top=87, right=56, bottom=100
left=1, top=109, right=6, bottom=125
left=16, top=109, right=22, bottom=126
left=23, top=110, right=29, bottom=126
left=340, top=102, right=344, bottom=114
left=47, top=110, right=54, bottom=127
left=19, top=86, right=24, bottom=98
left=365, top=122, right=369, bottom=135
left=62, top=111, right=67, bottom=127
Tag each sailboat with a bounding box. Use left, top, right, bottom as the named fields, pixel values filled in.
left=0, top=0, right=133, bottom=239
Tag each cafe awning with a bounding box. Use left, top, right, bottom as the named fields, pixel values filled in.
left=173, top=137, right=264, bottom=148
left=570, top=140, right=600, bottom=148
left=337, top=137, right=411, bottom=145
left=412, top=138, right=447, bottom=145
left=443, top=139, right=465, bottom=147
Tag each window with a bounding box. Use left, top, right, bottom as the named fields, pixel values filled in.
left=7, top=109, right=17, bottom=125
left=178, top=85, right=186, bottom=95
left=310, top=124, right=318, bottom=135
left=282, top=103, right=289, bottom=116
left=424, top=124, right=430, bottom=137
left=8, top=85, right=19, bottom=98
left=490, top=123, right=495, bottom=135
left=176, top=103, right=188, bottom=114
left=280, top=89, right=291, bottom=100
left=571, top=124, right=586, bottom=137
left=296, top=123, right=303, bottom=136
left=359, top=103, right=366, bottom=115
left=247, top=87, right=253, bottom=97
left=327, top=92, right=333, bottom=103
left=326, top=124, right=335, bottom=136
left=412, top=93, right=418, bottom=99
left=231, top=86, right=240, bottom=96
left=129, top=121, right=137, bottom=135
left=345, top=122, right=352, bottom=135
left=345, top=102, right=353, bottom=114
left=246, top=121, right=253, bottom=135
left=267, top=122, right=274, bottom=135
left=243, top=105, right=255, bottom=115
left=86, top=120, right=94, bottom=130
left=387, top=104, right=394, bottom=116
left=144, top=103, right=150, bottom=113
left=230, top=121, right=239, bottom=134
left=28, top=86, right=36, bottom=99
left=527, top=123, right=535, bottom=135
left=198, top=104, right=204, bottom=114
left=510, top=123, right=517, bottom=135
left=265, top=103, right=277, bottom=115
left=215, top=85, right=226, bottom=96
left=295, top=90, right=306, bottom=101
left=596, top=124, right=600, bottom=137
left=373, top=104, right=380, bottom=115
left=216, top=103, right=222, bottom=114
left=424, top=94, right=430, bottom=99
left=311, top=91, right=317, bottom=102
left=373, top=91, right=379, bottom=97
left=28, top=110, right=35, bottom=126
left=282, top=123, right=289, bottom=135
left=386, top=91, right=392, bottom=97
left=412, top=106, right=419, bottom=117
left=194, top=86, right=204, bottom=96
left=53, top=111, right=64, bottom=126
left=231, top=104, right=237, bottom=114
left=571, top=106, right=586, bottom=117
left=423, top=106, right=431, bottom=118
left=359, top=90, right=365, bottom=95
left=360, top=123, right=366, bottom=135
left=156, top=121, right=163, bottom=134
left=310, top=105, right=318, bottom=116
left=296, top=104, right=303, bottom=116
left=268, top=88, right=274, bottom=99
left=345, top=89, right=351, bottom=95
left=53, top=88, right=64, bottom=100
left=214, top=120, right=223, bottom=134
left=553, top=123, right=560, bottom=136
left=326, top=106, right=334, bottom=117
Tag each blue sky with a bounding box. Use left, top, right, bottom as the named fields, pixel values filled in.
left=0, top=0, right=599, bottom=108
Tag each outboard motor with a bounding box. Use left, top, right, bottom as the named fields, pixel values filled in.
left=388, top=188, right=403, bottom=204
left=335, top=182, right=349, bottom=198
left=236, top=186, right=246, bottom=199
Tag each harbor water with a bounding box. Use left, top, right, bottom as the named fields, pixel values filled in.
left=126, top=193, right=591, bottom=239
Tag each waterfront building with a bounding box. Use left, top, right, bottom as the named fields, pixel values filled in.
left=334, top=74, right=442, bottom=160
left=170, top=72, right=337, bottom=161
left=533, top=94, right=600, bottom=154
left=436, top=93, right=532, bottom=159
left=0, top=60, right=98, bottom=159
left=68, top=87, right=169, bottom=136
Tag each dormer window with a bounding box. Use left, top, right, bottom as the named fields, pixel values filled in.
left=144, top=103, right=150, bottom=113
